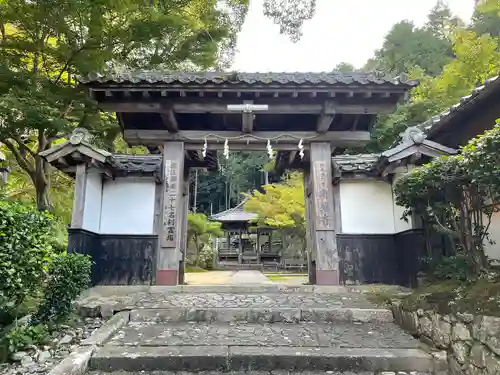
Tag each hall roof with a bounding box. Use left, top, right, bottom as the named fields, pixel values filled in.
left=211, top=199, right=258, bottom=223
left=419, top=74, right=500, bottom=147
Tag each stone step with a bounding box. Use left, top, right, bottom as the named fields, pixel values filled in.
left=91, top=372, right=434, bottom=375
left=129, top=307, right=394, bottom=323
left=78, top=291, right=375, bottom=317
left=89, top=346, right=434, bottom=373
left=81, top=285, right=359, bottom=296
left=88, top=321, right=433, bottom=373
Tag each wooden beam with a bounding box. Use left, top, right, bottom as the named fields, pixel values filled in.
left=99, top=101, right=396, bottom=115
left=317, top=112, right=335, bottom=133
left=159, top=105, right=178, bottom=132
left=123, top=130, right=371, bottom=149
left=242, top=100, right=253, bottom=133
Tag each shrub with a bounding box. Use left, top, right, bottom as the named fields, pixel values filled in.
left=0, top=200, right=53, bottom=313
left=3, top=324, right=49, bottom=355
left=422, top=252, right=476, bottom=282
left=197, top=245, right=215, bottom=269
left=32, top=253, right=92, bottom=325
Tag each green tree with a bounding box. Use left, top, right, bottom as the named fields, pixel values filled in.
left=394, top=123, right=500, bottom=276
left=263, top=0, right=316, bottom=42
left=0, top=0, right=248, bottom=211
left=244, top=171, right=305, bottom=248
left=193, top=151, right=268, bottom=214
left=333, top=62, right=355, bottom=73
left=187, top=212, right=223, bottom=266
left=370, top=28, right=500, bottom=151
left=370, top=20, right=452, bottom=76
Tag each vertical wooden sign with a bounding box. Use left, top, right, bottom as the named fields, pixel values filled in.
left=160, top=159, right=179, bottom=248
left=313, top=160, right=334, bottom=231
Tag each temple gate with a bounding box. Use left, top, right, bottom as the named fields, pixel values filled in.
left=46, top=72, right=417, bottom=285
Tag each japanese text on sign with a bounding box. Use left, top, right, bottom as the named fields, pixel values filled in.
left=313, top=161, right=334, bottom=230
left=161, top=160, right=178, bottom=247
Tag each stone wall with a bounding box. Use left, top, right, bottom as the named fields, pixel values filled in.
left=391, top=301, right=500, bottom=375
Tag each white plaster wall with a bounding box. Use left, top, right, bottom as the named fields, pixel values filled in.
left=392, top=171, right=413, bottom=233
left=339, top=180, right=395, bottom=234
left=100, top=178, right=156, bottom=235
left=484, top=208, right=500, bottom=263
left=82, top=170, right=102, bottom=233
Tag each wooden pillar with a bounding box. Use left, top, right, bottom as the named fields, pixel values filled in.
left=238, top=230, right=243, bottom=264
left=71, top=163, right=87, bottom=228
left=310, top=142, right=339, bottom=285
left=178, top=167, right=190, bottom=284
left=156, top=141, right=185, bottom=285
left=303, top=169, right=316, bottom=284
left=256, top=229, right=260, bottom=264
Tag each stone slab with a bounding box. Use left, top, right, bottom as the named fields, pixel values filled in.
left=89, top=345, right=434, bottom=372
left=86, top=371, right=431, bottom=375
left=106, top=322, right=420, bottom=349
left=129, top=307, right=393, bottom=323
left=81, top=311, right=130, bottom=347
left=48, top=345, right=96, bottom=375
left=80, top=284, right=358, bottom=298
left=90, top=346, right=229, bottom=372
left=77, top=292, right=374, bottom=316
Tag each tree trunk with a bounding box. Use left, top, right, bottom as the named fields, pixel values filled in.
left=33, top=157, right=51, bottom=211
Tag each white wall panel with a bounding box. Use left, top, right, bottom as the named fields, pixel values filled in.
left=82, top=171, right=102, bottom=233
left=100, top=178, right=156, bottom=235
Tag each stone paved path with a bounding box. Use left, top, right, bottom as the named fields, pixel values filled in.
left=185, top=271, right=235, bottom=285
left=186, top=271, right=273, bottom=286
left=229, top=270, right=273, bottom=284
left=107, top=321, right=420, bottom=348
left=81, top=285, right=439, bottom=374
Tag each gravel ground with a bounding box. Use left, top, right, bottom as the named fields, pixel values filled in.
left=0, top=316, right=104, bottom=375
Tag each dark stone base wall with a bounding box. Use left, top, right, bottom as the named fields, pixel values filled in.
left=67, top=229, right=424, bottom=287
left=67, top=228, right=156, bottom=286
left=338, top=229, right=425, bottom=287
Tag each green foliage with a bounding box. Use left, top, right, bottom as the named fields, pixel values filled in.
left=461, top=120, right=500, bottom=199
left=394, top=123, right=500, bottom=276
left=0, top=0, right=250, bottom=211
left=197, top=246, right=215, bottom=270
left=244, top=172, right=306, bottom=255
left=3, top=324, right=49, bottom=355
left=423, top=253, right=476, bottom=283
left=370, top=26, right=500, bottom=152
left=263, top=0, right=316, bottom=42
left=244, top=172, right=305, bottom=233
left=32, top=253, right=92, bottom=325
left=193, top=151, right=269, bottom=215
left=0, top=199, right=53, bottom=313
left=187, top=212, right=223, bottom=267
left=372, top=20, right=452, bottom=76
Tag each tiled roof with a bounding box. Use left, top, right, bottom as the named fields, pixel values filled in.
left=421, top=75, right=500, bottom=136
left=80, top=71, right=418, bottom=87
left=211, top=200, right=258, bottom=223
left=112, top=154, right=162, bottom=174
left=332, top=154, right=381, bottom=173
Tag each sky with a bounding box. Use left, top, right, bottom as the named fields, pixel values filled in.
left=231, top=0, right=476, bottom=72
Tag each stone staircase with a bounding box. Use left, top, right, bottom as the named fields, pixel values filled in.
left=78, top=285, right=445, bottom=375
